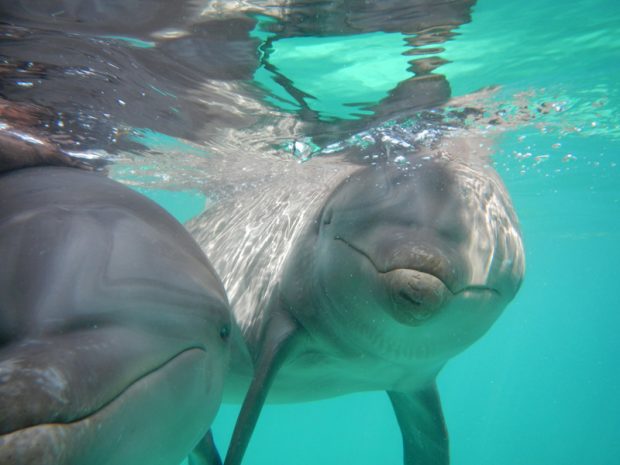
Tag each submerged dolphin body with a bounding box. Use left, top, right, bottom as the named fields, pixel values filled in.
left=188, top=127, right=525, bottom=465
left=0, top=166, right=232, bottom=465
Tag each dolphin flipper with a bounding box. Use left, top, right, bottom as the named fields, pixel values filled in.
left=388, top=385, right=449, bottom=465
left=224, top=308, right=298, bottom=465
left=189, top=429, right=222, bottom=465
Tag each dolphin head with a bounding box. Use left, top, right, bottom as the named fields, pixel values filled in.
left=0, top=167, right=232, bottom=465
left=300, top=154, right=524, bottom=364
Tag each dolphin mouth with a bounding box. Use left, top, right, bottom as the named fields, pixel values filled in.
left=334, top=235, right=456, bottom=290
left=335, top=235, right=500, bottom=295
left=0, top=346, right=214, bottom=463
left=0, top=346, right=206, bottom=438
left=335, top=236, right=500, bottom=326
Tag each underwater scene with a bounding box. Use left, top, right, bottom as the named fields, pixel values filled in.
left=0, top=0, right=618, bottom=464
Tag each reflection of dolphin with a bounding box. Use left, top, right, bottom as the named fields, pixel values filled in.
left=0, top=166, right=232, bottom=465
left=0, top=0, right=477, bottom=149
left=189, top=130, right=525, bottom=465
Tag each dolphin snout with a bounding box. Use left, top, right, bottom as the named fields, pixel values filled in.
left=382, top=269, right=450, bottom=326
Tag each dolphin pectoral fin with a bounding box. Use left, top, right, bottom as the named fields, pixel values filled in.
left=224, top=309, right=298, bottom=465
left=189, top=429, right=222, bottom=465
left=387, top=384, right=449, bottom=465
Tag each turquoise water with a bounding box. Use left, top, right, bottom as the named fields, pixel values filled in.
left=189, top=1, right=618, bottom=464
left=1, top=0, right=618, bottom=463
left=103, top=0, right=620, bottom=463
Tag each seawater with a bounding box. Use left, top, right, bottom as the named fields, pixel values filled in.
left=1, top=0, right=618, bottom=463
left=181, top=1, right=618, bottom=464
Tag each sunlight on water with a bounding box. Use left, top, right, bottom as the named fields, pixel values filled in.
left=0, top=1, right=618, bottom=465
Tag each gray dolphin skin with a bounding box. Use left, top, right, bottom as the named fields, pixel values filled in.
left=0, top=1, right=520, bottom=464
left=189, top=130, right=525, bottom=465
left=0, top=166, right=232, bottom=465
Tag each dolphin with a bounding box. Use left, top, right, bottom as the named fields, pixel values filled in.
left=0, top=165, right=232, bottom=465
left=187, top=124, right=525, bottom=465
left=0, top=2, right=516, bottom=464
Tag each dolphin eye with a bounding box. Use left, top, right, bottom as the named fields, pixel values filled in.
left=219, top=324, right=230, bottom=341
left=323, top=208, right=333, bottom=225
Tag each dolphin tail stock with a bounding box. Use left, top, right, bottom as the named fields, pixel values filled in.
left=223, top=307, right=299, bottom=465
left=387, top=385, right=449, bottom=465
left=189, top=429, right=222, bottom=465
